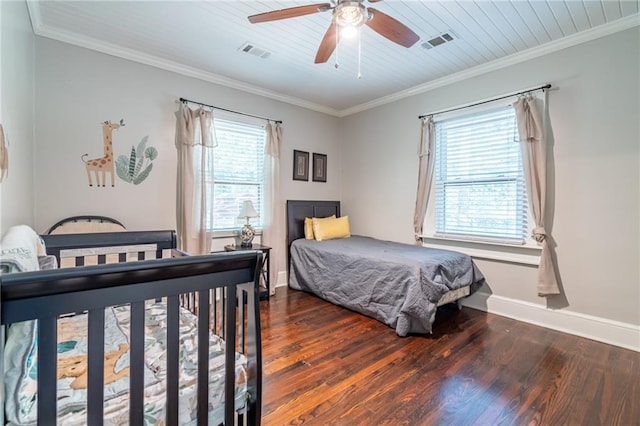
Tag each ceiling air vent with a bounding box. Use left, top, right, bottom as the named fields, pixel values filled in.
left=239, top=42, right=271, bottom=59
left=421, top=32, right=456, bottom=50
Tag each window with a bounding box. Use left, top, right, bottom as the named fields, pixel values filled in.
left=433, top=106, right=528, bottom=245
left=205, top=118, right=266, bottom=232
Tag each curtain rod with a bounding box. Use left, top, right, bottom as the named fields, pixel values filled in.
left=418, top=84, right=552, bottom=120
left=179, top=97, right=283, bottom=124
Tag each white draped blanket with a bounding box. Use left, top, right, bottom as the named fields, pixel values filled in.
left=0, top=225, right=46, bottom=273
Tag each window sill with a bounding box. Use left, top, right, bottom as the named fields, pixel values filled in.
left=420, top=235, right=541, bottom=266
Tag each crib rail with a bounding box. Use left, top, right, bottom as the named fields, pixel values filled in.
left=41, top=230, right=179, bottom=267
left=1, top=250, right=263, bottom=425
left=2, top=252, right=257, bottom=304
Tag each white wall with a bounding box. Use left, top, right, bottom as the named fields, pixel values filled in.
left=341, top=28, right=640, bottom=332
left=0, top=1, right=35, bottom=232
left=34, top=38, right=342, bottom=243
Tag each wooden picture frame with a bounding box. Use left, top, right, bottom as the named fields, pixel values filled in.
left=312, top=153, right=327, bottom=182
left=293, top=150, right=309, bottom=181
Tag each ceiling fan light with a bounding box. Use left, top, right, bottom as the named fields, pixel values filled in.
left=335, top=2, right=365, bottom=27
left=340, top=24, right=359, bottom=39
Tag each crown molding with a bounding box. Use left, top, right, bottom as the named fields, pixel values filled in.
left=26, top=1, right=638, bottom=118
left=26, top=2, right=342, bottom=117
left=26, top=0, right=42, bottom=31
left=338, top=13, right=640, bottom=117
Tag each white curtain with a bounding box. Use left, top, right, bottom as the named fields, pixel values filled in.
left=413, top=116, right=435, bottom=243
left=513, top=94, right=560, bottom=296
left=175, top=103, right=216, bottom=254
left=262, top=122, right=283, bottom=292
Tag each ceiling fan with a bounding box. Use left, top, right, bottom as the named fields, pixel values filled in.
left=248, top=1, right=420, bottom=64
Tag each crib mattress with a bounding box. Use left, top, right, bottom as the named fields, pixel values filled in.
left=4, top=302, right=247, bottom=425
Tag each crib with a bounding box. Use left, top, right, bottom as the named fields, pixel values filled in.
left=1, top=230, right=262, bottom=425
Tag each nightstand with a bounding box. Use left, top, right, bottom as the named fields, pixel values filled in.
left=224, top=244, right=271, bottom=301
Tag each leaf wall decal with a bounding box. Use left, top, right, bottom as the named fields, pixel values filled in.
left=145, top=146, right=158, bottom=161
left=116, top=135, right=158, bottom=185
left=128, top=146, right=137, bottom=177
left=133, top=163, right=153, bottom=185
left=136, top=136, right=148, bottom=157
left=115, top=157, right=131, bottom=182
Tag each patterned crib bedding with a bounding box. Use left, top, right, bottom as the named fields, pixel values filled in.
left=4, top=302, right=248, bottom=425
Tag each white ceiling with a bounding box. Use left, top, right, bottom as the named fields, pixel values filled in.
left=29, top=1, right=639, bottom=116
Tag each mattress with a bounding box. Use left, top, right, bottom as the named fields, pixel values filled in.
left=4, top=302, right=247, bottom=425
left=289, top=235, right=485, bottom=336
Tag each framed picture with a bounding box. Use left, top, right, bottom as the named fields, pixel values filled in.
left=312, top=153, right=327, bottom=182
left=293, top=150, right=309, bottom=181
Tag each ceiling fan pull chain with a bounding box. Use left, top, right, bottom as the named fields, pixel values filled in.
left=334, top=20, right=340, bottom=69
left=357, top=27, right=362, bottom=79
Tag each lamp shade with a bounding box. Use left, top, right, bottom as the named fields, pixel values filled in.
left=238, top=200, right=258, bottom=219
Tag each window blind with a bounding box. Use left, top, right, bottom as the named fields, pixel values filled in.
left=204, top=118, right=266, bottom=231
left=434, top=106, right=528, bottom=244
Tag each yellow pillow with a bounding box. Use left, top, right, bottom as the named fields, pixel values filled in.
left=304, top=215, right=336, bottom=239
left=304, top=217, right=315, bottom=240
left=313, top=216, right=351, bottom=241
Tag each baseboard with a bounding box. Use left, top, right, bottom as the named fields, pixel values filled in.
left=463, top=291, right=640, bottom=352
left=269, top=271, right=288, bottom=295
left=271, top=275, right=639, bottom=351
left=276, top=271, right=287, bottom=286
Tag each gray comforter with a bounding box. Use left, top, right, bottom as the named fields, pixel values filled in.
left=289, top=236, right=485, bottom=336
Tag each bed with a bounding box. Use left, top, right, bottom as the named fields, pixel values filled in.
left=286, top=200, right=485, bottom=336
left=0, top=226, right=262, bottom=425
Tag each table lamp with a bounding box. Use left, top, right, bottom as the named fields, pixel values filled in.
left=238, top=200, right=259, bottom=247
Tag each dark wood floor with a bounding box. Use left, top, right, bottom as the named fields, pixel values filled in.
left=259, top=288, right=639, bottom=426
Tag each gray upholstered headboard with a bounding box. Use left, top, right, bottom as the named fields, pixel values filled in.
left=286, top=200, right=340, bottom=264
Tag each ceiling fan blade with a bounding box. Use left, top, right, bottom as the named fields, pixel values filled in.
left=365, top=7, right=419, bottom=48
left=368, top=0, right=384, bottom=2
left=248, top=3, right=331, bottom=24
left=315, top=21, right=339, bottom=63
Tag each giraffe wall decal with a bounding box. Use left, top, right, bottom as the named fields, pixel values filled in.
left=81, top=119, right=124, bottom=187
